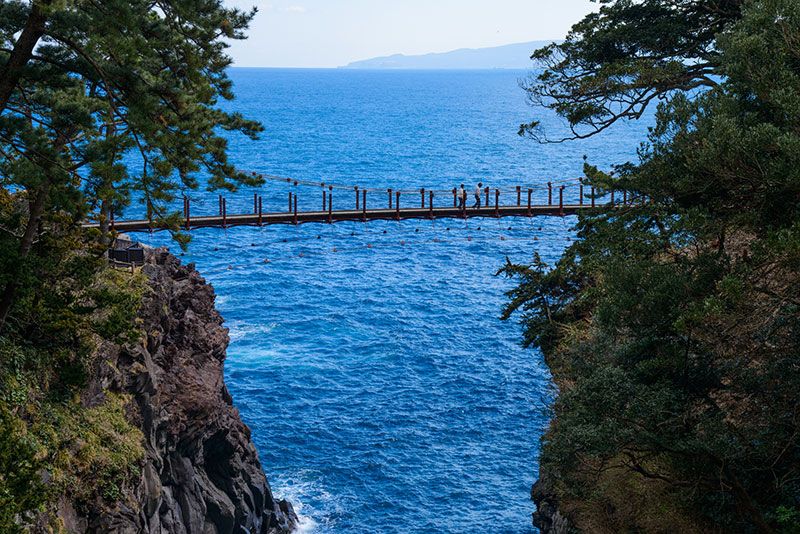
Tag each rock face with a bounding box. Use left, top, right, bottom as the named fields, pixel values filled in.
left=72, top=249, right=297, bottom=533
left=531, top=474, right=572, bottom=534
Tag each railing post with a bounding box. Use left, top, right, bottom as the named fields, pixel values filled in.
left=222, top=197, right=227, bottom=228
left=254, top=192, right=258, bottom=213
left=323, top=190, right=327, bottom=212
left=110, top=206, right=115, bottom=231
left=579, top=183, right=584, bottom=206
left=420, top=188, right=425, bottom=209
left=623, top=190, right=628, bottom=206
left=495, top=188, right=500, bottom=217
left=452, top=188, right=457, bottom=208
left=429, top=191, right=434, bottom=219
left=485, top=186, right=489, bottom=208
left=559, top=186, right=565, bottom=216
left=591, top=186, right=596, bottom=208
left=288, top=192, right=293, bottom=213
left=362, top=189, right=367, bottom=222
left=516, top=185, right=521, bottom=206
left=258, top=196, right=263, bottom=226
left=527, top=188, right=532, bottom=217
left=396, top=191, right=401, bottom=221
left=185, top=197, right=191, bottom=230
left=293, top=194, right=298, bottom=225
left=219, top=194, right=223, bottom=216
left=388, top=189, right=393, bottom=209
left=355, top=186, right=360, bottom=210
left=328, top=191, right=333, bottom=224
left=548, top=182, right=553, bottom=205
left=611, top=190, right=615, bottom=207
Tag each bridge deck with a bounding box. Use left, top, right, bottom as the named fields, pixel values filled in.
left=88, top=204, right=589, bottom=232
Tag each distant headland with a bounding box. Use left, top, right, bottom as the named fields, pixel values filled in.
left=340, top=41, right=553, bottom=70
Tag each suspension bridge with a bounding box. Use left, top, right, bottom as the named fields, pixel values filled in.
left=88, top=174, right=636, bottom=233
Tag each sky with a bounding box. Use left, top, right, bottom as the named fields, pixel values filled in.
left=223, top=0, right=599, bottom=68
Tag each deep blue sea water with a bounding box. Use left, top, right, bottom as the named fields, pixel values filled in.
left=131, top=68, right=650, bottom=533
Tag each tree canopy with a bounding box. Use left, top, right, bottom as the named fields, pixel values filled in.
left=0, top=0, right=264, bottom=329
left=505, top=0, right=800, bottom=531
left=520, top=0, right=744, bottom=142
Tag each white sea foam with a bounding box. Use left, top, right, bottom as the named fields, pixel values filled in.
left=273, top=474, right=342, bottom=534
left=278, top=484, right=318, bottom=534
left=293, top=514, right=317, bottom=534
left=226, top=321, right=279, bottom=343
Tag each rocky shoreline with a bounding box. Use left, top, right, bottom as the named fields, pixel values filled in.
left=52, top=249, right=297, bottom=532
left=531, top=473, right=572, bottom=534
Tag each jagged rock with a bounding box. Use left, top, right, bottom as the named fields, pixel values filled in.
left=56, top=249, right=297, bottom=533
left=531, top=474, right=573, bottom=534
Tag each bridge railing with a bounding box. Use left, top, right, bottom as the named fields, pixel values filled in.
left=96, top=174, right=648, bottom=231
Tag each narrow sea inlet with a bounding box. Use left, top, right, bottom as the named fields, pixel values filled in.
left=133, top=68, right=648, bottom=533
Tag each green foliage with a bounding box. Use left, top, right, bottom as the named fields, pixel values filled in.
left=0, top=0, right=264, bottom=269
left=772, top=507, right=800, bottom=534
left=33, top=393, right=145, bottom=505
left=87, top=268, right=148, bottom=344
left=507, top=0, right=800, bottom=531
left=0, top=0, right=263, bottom=334
left=0, top=262, right=147, bottom=528
left=0, top=406, right=46, bottom=532
left=0, top=189, right=148, bottom=526
left=521, top=0, right=744, bottom=142
left=0, top=384, right=145, bottom=530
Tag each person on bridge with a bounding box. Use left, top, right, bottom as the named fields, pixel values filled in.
left=458, top=184, right=466, bottom=209
left=473, top=182, right=483, bottom=208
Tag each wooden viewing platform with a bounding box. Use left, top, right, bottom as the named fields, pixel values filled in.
left=86, top=183, right=632, bottom=233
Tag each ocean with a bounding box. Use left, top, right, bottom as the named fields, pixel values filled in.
left=132, top=68, right=649, bottom=533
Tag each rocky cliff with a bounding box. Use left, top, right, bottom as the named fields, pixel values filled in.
left=531, top=473, right=572, bottom=534
left=58, top=249, right=297, bottom=533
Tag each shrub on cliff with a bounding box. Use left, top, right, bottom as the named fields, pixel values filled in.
left=505, top=1, right=800, bottom=531
left=0, top=198, right=148, bottom=529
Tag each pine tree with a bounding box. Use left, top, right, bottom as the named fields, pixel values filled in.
left=0, top=0, right=265, bottom=329
left=519, top=0, right=743, bottom=142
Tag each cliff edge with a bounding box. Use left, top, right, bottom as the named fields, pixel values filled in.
left=57, top=249, right=297, bottom=533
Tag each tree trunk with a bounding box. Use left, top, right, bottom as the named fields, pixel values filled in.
left=724, top=465, right=774, bottom=534
left=99, top=199, right=111, bottom=246
left=0, top=2, right=48, bottom=114
left=0, top=180, right=50, bottom=331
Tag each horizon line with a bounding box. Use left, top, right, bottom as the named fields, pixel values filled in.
left=229, top=39, right=555, bottom=71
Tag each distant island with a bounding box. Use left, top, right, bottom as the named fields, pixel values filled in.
left=341, top=41, right=552, bottom=70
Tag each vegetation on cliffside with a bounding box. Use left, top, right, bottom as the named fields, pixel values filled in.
left=504, top=1, right=800, bottom=531
left=0, top=1, right=267, bottom=529
left=0, top=205, right=147, bottom=529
